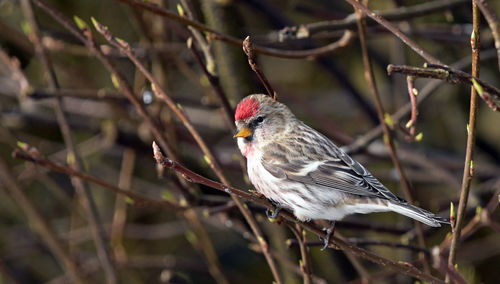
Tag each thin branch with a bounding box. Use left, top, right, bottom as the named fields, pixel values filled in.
left=274, top=0, right=468, bottom=41
left=113, top=0, right=354, bottom=59
left=345, top=0, right=442, bottom=64
left=345, top=49, right=499, bottom=154
left=20, top=1, right=117, bottom=282
left=243, top=36, right=276, bottom=99
left=0, top=156, right=86, bottom=283
left=12, top=145, right=183, bottom=211
left=354, top=2, right=431, bottom=272
left=288, top=223, right=312, bottom=284
left=92, top=19, right=282, bottom=284
left=387, top=64, right=500, bottom=111
left=152, top=142, right=446, bottom=284
left=447, top=1, right=481, bottom=279
left=287, top=238, right=429, bottom=255
left=477, top=0, right=500, bottom=71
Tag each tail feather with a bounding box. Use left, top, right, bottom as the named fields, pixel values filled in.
left=388, top=202, right=450, bottom=227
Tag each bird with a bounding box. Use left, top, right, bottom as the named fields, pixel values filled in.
left=233, top=94, right=449, bottom=247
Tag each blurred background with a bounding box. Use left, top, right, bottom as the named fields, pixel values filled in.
left=0, top=0, right=499, bottom=283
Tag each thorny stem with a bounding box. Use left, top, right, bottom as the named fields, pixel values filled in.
left=447, top=0, right=481, bottom=281
left=93, top=20, right=283, bottom=284
left=152, top=142, right=445, bottom=284
left=20, top=1, right=117, bottom=282
left=354, top=2, right=431, bottom=273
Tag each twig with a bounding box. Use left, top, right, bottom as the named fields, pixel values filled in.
left=405, top=76, right=418, bottom=140
left=12, top=145, right=183, bottom=211
left=288, top=223, right=312, bottom=284
left=29, top=3, right=229, bottom=283
left=152, top=142, right=445, bottom=284
left=243, top=36, right=276, bottom=100
left=274, top=0, right=468, bottom=41
left=345, top=0, right=442, bottom=64
left=20, top=1, right=117, bottom=282
left=187, top=38, right=235, bottom=131
left=0, top=156, right=86, bottom=283
left=354, top=2, right=431, bottom=273
left=387, top=64, right=500, bottom=111
left=287, top=238, right=429, bottom=255
left=113, top=0, right=354, bottom=59
left=111, top=148, right=135, bottom=263
left=345, top=49, right=499, bottom=154
left=477, top=0, right=500, bottom=71
left=432, top=247, right=468, bottom=284
left=447, top=2, right=481, bottom=279
left=92, top=19, right=282, bottom=284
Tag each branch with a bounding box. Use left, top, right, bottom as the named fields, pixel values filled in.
left=113, top=0, right=354, bottom=59
left=273, top=0, right=468, bottom=41
left=354, top=3, right=431, bottom=272
left=447, top=1, right=481, bottom=277
left=387, top=64, right=500, bottom=112
left=477, top=0, right=500, bottom=71
left=12, top=145, right=184, bottom=211
left=243, top=36, right=276, bottom=100
left=20, top=1, right=117, bottom=282
left=152, top=142, right=445, bottom=284
left=345, top=0, right=442, bottom=64
left=91, top=18, right=283, bottom=284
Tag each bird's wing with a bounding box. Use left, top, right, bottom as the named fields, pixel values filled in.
left=261, top=142, right=401, bottom=201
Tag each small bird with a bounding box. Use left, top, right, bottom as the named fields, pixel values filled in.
left=233, top=94, right=449, bottom=244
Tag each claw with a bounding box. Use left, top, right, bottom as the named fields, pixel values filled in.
left=320, top=221, right=336, bottom=251
left=266, top=206, right=281, bottom=219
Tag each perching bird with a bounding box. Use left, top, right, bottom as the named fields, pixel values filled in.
left=233, top=94, right=449, bottom=243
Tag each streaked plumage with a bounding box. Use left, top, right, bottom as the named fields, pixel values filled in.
left=234, top=94, right=449, bottom=227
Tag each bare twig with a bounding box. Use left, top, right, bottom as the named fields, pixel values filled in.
left=387, top=64, right=500, bottom=111
left=243, top=36, right=276, bottom=100
left=113, top=0, right=354, bottom=59
left=92, top=19, right=282, bottom=284
left=288, top=223, right=312, bottom=284
left=432, top=247, right=467, bottom=284
left=152, top=142, right=445, bottom=284
left=12, top=145, right=183, bottom=211
left=447, top=1, right=481, bottom=280
left=0, top=156, right=86, bottom=283
left=477, top=0, right=500, bottom=71
left=274, top=0, right=468, bottom=41
left=111, top=148, right=135, bottom=263
left=345, top=0, right=442, bottom=64
left=354, top=2, right=431, bottom=272
left=405, top=76, right=418, bottom=140
left=20, top=1, right=117, bottom=282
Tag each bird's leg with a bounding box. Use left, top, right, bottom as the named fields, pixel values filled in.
left=266, top=205, right=282, bottom=219
left=320, top=221, right=336, bottom=251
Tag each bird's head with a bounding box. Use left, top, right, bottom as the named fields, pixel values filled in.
left=233, top=94, right=294, bottom=147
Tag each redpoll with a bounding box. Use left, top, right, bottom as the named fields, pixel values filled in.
left=234, top=94, right=449, bottom=231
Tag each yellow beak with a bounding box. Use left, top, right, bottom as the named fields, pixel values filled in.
left=233, top=127, right=253, bottom=138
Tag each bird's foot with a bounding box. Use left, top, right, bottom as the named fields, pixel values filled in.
left=266, top=205, right=282, bottom=219
left=319, top=221, right=336, bottom=251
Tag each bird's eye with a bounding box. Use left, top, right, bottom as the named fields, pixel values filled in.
left=256, top=116, right=264, bottom=123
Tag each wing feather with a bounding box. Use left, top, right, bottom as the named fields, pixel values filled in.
left=261, top=127, right=401, bottom=202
